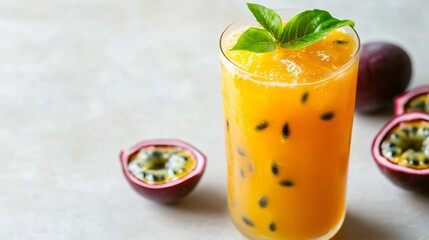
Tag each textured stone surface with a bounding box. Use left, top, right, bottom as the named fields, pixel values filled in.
left=0, top=0, right=428, bottom=239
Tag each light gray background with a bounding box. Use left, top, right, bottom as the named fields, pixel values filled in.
left=1, top=0, right=428, bottom=239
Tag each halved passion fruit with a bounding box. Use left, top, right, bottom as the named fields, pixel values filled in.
left=372, top=113, right=429, bottom=191
left=120, top=139, right=206, bottom=203
left=394, top=85, right=429, bottom=115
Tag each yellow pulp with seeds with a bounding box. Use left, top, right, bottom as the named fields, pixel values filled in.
left=381, top=121, right=429, bottom=169
left=220, top=26, right=360, bottom=239
left=128, top=147, right=196, bottom=184
left=405, top=94, right=429, bottom=113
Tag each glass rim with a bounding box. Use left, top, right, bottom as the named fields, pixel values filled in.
left=219, top=9, right=361, bottom=87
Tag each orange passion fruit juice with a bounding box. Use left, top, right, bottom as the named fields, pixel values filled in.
left=220, top=11, right=360, bottom=240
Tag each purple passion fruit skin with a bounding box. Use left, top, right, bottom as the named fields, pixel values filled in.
left=394, top=85, right=429, bottom=115
left=356, top=42, right=412, bottom=113
left=120, top=139, right=206, bottom=203
left=372, top=113, right=429, bottom=191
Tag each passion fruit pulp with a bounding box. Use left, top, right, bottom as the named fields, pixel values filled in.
left=120, top=139, right=206, bottom=203
left=372, top=113, right=429, bottom=191
left=394, top=85, right=429, bottom=115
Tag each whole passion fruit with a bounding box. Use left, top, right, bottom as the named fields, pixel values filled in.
left=119, top=139, right=206, bottom=203
left=394, top=85, right=429, bottom=115
left=372, top=113, right=429, bottom=191
left=356, top=42, right=412, bottom=113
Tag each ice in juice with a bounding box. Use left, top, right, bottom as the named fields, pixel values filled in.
left=220, top=11, right=360, bottom=240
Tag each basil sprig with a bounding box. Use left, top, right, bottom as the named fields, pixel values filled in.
left=231, top=3, right=355, bottom=52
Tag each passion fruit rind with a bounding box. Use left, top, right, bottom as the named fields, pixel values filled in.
left=120, top=139, right=206, bottom=203
left=372, top=113, right=429, bottom=191
left=394, top=85, right=429, bottom=115
left=356, top=42, right=412, bottom=113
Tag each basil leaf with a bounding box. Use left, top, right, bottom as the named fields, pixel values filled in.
left=280, top=9, right=354, bottom=50
left=247, top=3, right=283, bottom=41
left=231, top=27, right=276, bottom=53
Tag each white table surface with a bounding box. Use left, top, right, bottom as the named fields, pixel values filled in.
left=1, top=0, right=428, bottom=239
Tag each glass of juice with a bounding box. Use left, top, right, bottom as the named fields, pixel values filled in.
left=220, top=9, right=360, bottom=240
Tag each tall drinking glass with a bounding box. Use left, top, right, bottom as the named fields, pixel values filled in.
left=220, top=9, right=360, bottom=240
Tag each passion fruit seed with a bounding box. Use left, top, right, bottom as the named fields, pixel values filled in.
left=258, top=196, right=268, bottom=208
left=242, top=216, right=254, bottom=227
left=279, top=180, right=294, bottom=187
left=321, top=112, right=335, bottom=121
left=405, top=94, right=429, bottom=113
left=271, top=162, right=279, bottom=176
left=282, top=123, right=290, bottom=139
left=237, top=147, right=246, bottom=157
left=240, top=169, right=245, bottom=178
left=333, top=39, right=348, bottom=44
left=408, top=158, right=419, bottom=166
left=381, top=121, right=429, bottom=169
left=127, top=146, right=195, bottom=184
left=255, top=121, right=269, bottom=131
left=269, top=222, right=276, bottom=232
left=152, top=150, right=163, bottom=158
left=301, top=91, right=309, bottom=103
left=226, top=119, right=230, bottom=130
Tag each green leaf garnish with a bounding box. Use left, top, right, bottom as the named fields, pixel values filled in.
left=230, top=27, right=277, bottom=53
left=230, top=3, right=355, bottom=53
left=280, top=10, right=355, bottom=50
left=246, top=3, right=283, bottom=40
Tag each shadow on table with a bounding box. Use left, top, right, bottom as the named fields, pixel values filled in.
left=167, top=185, right=228, bottom=215
left=403, top=189, right=429, bottom=213
left=411, top=189, right=429, bottom=199
left=332, top=210, right=399, bottom=240
left=355, top=105, right=395, bottom=120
